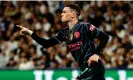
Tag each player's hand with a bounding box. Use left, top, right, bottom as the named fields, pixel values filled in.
left=88, top=54, right=99, bottom=66
left=16, top=25, right=33, bottom=35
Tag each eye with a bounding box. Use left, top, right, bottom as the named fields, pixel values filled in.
left=62, top=11, right=66, bottom=13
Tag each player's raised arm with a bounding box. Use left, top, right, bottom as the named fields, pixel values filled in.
left=16, top=25, right=68, bottom=48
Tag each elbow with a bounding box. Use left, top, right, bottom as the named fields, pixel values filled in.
left=102, top=33, right=109, bottom=44
left=97, top=31, right=109, bottom=43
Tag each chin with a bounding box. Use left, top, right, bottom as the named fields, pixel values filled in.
left=61, top=19, right=69, bottom=22
left=62, top=20, right=66, bottom=22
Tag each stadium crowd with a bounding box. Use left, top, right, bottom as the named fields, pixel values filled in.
left=0, top=1, right=133, bottom=70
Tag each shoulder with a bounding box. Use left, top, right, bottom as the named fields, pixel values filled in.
left=79, top=22, right=91, bottom=26
left=79, top=22, right=98, bottom=32
left=78, top=22, right=92, bottom=30
left=57, top=27, right=69, bottom=35
left=61, top=27, right=69, bottom=33
left=78, top=22, right=91, bottom=30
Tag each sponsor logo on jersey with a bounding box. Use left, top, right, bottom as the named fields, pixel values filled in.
left=74, top=31, right=80, bottom=38
left=68, top=41, right=82, bottom=51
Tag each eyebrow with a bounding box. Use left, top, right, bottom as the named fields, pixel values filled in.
left=62, top=10, right=66, bottom=13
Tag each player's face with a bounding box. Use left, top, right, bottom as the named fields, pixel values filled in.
left=61, top=7, right=74, bottom=22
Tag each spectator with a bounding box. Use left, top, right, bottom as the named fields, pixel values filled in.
left=19, top=54, right=34, bottom=70
left=0, top=48, right=8, bottom=68
left=6, top=58, right=17, bottom=68
left=1, top=1, right=133, bottom=69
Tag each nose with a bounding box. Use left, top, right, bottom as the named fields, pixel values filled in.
left=61, top=13, right=63, bottom=17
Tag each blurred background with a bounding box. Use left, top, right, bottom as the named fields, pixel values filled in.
left=0, top=1, right=133, bottom=80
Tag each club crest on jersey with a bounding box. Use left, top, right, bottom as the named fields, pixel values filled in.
left=74, top=31, right=80, bottom=38
left=90, top=24, right=95, bottom=31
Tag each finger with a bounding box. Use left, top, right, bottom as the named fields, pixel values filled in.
left=97, top=58, right=99, bottom=62
left=96, top=56, right=99, bottom=62
left=91, top=58, right=98, bottom=62
left=16, top=25, right=25, bottom=29
left=88, top=59, right=91, bottom=65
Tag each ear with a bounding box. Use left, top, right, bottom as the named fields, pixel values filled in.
left=72, top=12, right=76, bottom=18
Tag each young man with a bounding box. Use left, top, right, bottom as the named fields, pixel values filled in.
left=17, top=4, right=109, bottom=80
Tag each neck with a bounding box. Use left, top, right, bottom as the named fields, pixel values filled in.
left=68, top=19, right=78, bottom=30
